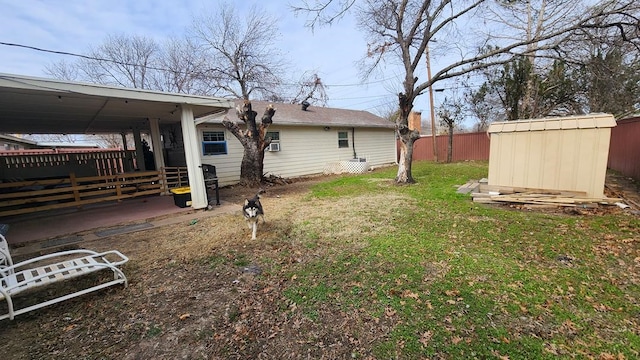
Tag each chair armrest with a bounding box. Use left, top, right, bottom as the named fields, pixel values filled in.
left=1, top=250, right=127, bottom=275
left=0, top=250, right=129, bottom=293
left=0, top=247, right=13, bottom=268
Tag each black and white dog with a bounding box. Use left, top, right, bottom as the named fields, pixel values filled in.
left=243, top=190, right=265, bottom=240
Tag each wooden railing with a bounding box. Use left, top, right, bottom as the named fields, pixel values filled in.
left=0, top=150, right=137, bottom=181
left=163, top=166, right=190, bottom=189
left=0, top=167, right=188, bottom=218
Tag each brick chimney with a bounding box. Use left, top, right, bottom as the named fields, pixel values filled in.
left=409, top=111, right=422, bottom=133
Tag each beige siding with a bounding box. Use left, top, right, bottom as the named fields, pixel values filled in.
left=198, top=124, right=244, bottom=186
left=197, top=124, right=396, bottom=186
left=487, top=114, right=615, bottom=198
left=264, top=126, right=396, bottom=179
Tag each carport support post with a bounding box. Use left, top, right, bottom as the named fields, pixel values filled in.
left=133, top=127, right=146, bottom=171
left=180, top=105, right=208, bottom=209
left=149, top=118, right=166, bottom=173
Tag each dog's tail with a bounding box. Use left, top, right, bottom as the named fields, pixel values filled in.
left=255, top=189, right=265, bottom=198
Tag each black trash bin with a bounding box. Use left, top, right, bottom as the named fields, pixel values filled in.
left=200, top=164, right=220, bottom=206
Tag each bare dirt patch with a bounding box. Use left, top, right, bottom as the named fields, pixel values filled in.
left=0, top=175, right=413, bottom=359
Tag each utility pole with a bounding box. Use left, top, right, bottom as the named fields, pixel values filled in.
left=426, top=44, right=438, bottom=162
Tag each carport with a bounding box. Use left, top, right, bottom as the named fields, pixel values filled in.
left=0, top=73, right=234, bottom=210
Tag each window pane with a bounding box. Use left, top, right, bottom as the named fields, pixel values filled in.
left=203, top=142, right=227, bottom=155
left=266, top=131, right=280, bottom=141
left=203, top=131, right=225, bottom=142
left=338, top=131, right=349, bottom=148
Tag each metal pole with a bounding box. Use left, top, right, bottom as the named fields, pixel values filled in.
left=426, top=44, right=438, bottom=162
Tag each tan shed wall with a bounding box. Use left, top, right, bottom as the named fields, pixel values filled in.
left=487, top=114, right=615, bottom=198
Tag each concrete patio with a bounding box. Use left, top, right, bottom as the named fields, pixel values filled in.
left=2, top=194, right=238, bottom=257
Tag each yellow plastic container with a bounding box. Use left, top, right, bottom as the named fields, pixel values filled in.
left=170, top=187, right=191, bottom=208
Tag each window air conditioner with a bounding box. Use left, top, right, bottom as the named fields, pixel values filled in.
left=268, top=143, right=280, bottom=152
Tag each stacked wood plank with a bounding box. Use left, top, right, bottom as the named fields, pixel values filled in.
left=458, top=179, right=622, bottom=208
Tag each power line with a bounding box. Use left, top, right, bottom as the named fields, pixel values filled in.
left=1, top=41, right=398, bottom=89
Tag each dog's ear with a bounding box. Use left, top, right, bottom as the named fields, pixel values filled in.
left=244, top=199, right=249, bottom=205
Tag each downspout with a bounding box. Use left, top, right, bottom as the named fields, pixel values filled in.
left=351, top=127, right=357, bottom=159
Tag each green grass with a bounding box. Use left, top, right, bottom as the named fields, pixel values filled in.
left=281, top=161, right=640, bottom=359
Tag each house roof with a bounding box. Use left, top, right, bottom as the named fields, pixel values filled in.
left=203, top=100, right=395, bottom=129
left=0, top=133, right=37, bottom=145
left=0, top=73, right=234, bottom=134
left=488, top=113, right=616, bottom=133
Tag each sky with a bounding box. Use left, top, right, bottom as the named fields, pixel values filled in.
left=0, top=0, right=444, bottom=117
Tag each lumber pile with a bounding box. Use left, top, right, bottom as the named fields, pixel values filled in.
left=457, top=179, right=623, bottom=208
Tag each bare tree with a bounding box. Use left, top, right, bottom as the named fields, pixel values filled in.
left=222, top=101, right=276, bottom=186
left=436, top=95, right=464, bottom=163
left=191, top=3, right=288, bottom=100
left=77, top=34, right=159, bottom=89
left=191, top=3, right=290, bottom=186
left=44, top=59, right=80, bottom=81
left=295, top=0, right=640, bottom=183
left=290, top=72, right=329, bottom=106
left=150, top=37, right=215, bottom=96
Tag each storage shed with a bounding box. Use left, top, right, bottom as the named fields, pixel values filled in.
left=487, top=114, right=616, bottom=199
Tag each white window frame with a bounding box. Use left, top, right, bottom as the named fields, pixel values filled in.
left=202, top=131, right=227, bottom=156
left=338, top=131, right=349, bottom=148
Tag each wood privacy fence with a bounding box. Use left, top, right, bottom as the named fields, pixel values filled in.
left=0, top=166, right=188, bottom=217
left=0, top=149, right=138, bottom=180
left=408, top=121, right=640, bottom=183
left=607, top=117, right=640, bottom=182
left=401, top=132, right=491, bottom=162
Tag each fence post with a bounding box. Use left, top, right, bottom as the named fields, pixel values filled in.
left=69, top=172, right=81, bottom=207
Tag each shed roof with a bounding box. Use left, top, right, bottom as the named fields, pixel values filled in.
left=202, top=100, right=395, bottom=129
left=487, top=113, right=616, bottom=134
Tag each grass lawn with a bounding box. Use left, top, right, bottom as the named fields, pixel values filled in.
left=1, top=161, right=638, bottom=359
left=283, top=161, right=640, bottom=359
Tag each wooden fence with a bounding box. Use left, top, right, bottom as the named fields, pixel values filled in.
left=408, top=123, right=640, bottom=183
left=608, top=117, right=640, bottom=182
left=0, top=166, right=188, bottom=218
left=0, top=149, right=137, bottom=181
left=401, top=132, right=490, bottom=162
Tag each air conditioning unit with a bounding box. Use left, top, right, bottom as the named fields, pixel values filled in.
left=267, top=142, right=280, bottom=152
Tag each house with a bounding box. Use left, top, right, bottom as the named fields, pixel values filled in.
left=0, top=73, right=395, bottom=212
left=0, top=134, right=37, bottom=151
left=1, top=72, right=234, bottom=209
left=0, top=134, right=100, bottom=153
left=162, top=100, right=397, bottom=186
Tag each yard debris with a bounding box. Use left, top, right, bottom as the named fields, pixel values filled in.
left=263, top=174, right=289, bottom=186
left=459, top=179, right=625, bottom=209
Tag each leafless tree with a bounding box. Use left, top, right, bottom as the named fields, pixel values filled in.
left=150, top=37, right=215, bottom=96
left=44, top=59, right=80, bottom=81
left=191, top=3, right=291, bottom=186
left=191, top=3, right=288, bottom=100
left=294, top=0, right=640, bottom=183
left=290, top=72, right=329, bottom=106
left=222, top=101, right=276, bottom=186
left=437, top=95, right=464, bottom=163
left=77, top=34, right=159, bottom=89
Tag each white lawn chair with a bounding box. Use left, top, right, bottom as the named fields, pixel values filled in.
left=0, top=228, right=129, bottom=321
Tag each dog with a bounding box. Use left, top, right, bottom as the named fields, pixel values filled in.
left=243, top=190, right=265, bottom=240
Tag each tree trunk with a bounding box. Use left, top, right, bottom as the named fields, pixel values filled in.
left=396, top=134, right=417, bottom=183
left=395, top=93, right=420, bottom=184
left=240, top=143, right=265, bottom=187
left=222, top=101, right=276, bottom=187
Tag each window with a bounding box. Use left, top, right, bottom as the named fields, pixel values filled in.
left=338, top=131, right=349, bottom=148
left=202, top=131, right=227, bottom=155
left=266, top=131, right=280, bottom=143
left=265, top=131, right=281, bottom=151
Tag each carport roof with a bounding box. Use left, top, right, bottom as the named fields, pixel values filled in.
left=0, top=73, right=234, bottom=134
